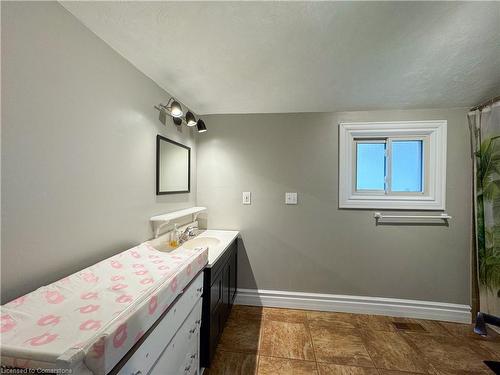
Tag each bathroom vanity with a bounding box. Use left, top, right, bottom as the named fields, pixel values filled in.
left=0, top=204, right=238, bottom=375
left=111, top=226, right=239, bottom=373
left=198, top=230, right=239, bottom=368
left=144, top=225, right=239, bottom=370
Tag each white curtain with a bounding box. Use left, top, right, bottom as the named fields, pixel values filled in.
left=469, top=101, right=500, bottom=316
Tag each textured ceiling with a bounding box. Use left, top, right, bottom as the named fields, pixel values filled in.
left=61, top=1, right=500, bottom=115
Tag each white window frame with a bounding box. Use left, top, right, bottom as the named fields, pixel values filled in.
left=339, top=121, right=447, bottom=210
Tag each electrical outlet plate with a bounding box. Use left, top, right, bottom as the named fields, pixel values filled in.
left=242, top=191, right=251, bottom=205
left=285, top=192, right=298, bottom=205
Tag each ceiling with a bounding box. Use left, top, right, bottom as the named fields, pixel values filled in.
left=61, top=1, right=500, bottom=115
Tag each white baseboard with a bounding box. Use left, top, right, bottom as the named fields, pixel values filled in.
left=235, top=288, right=471, bottom=324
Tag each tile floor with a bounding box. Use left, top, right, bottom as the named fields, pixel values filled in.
left=204, top=305, right=500, bottom=375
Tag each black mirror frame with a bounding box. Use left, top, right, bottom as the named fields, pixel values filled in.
left=156, top=135, right=191, bottom=195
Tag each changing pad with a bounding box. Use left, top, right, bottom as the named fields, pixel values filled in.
left=0, top=242, right=208, bottom=374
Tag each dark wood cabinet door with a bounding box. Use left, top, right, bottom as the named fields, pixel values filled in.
left=201, top=238, right=239, bottom=369
left=222, top=261, right=230, bottom=321
left=229, top=249, right=237, bottom=303
left=210, top=270, right=223, bottom=313
left=208, top=304, right=222, bottom=363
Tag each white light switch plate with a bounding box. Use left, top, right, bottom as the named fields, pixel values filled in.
left=285, top=192, right=298, bottom=205
left=242, top=192, right=251, bottom=205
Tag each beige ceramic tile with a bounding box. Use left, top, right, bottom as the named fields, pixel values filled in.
left=205, top=350, right=258, bottom=375
left=403, top=319, right=452, bottom=336
left=477, top=340, right=500, bottom=360
left=258, top=356, right=318, bottom=375
left=217, top=316, right=262, bottom=353
left=306, top=311, right=358, bottom=330
left=211, top=307, right=498, bottom=375
left=361, top=329, right=429, bottom=373
left=427, top=365, right=491, bottom=375
left=377, top=371, right=423, bottom=375
left=260, top=320, right=314, bottom=360
left=440, top=321, right=500, bottom=342
left=388, top=317, right=451, bottom=337
left=317, top=363, right=379, bottom=375
left=263, top=307, right=308, bottom=323
left=309, top=325, right=373, bottom=368
left=404, top=332, right=492, bottom=373
left=230, top=305, right=264, bottom=321
left=354, top=314, right=397, bottom=332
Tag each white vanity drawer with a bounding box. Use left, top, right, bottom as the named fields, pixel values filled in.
left=117, top=273, right=203, bottom=375
left=184, top=330, right=200, bottom=375
left=149, top=299, right=202, bottom=375
left=179, top=308, right=201, bottom=375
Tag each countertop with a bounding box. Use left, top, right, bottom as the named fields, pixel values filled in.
left=198, top=229, right=239, bottom=267
left=146, top=228, right=239, bottom=268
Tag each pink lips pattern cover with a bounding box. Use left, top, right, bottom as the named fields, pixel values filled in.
left=0, top=242, right=207, bottom=374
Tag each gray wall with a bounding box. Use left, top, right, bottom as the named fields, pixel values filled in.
left=1, top=2, right=198, bottom=303
left=197, top=109, right=472, bottom=305
left=1, top=1, right=472, bottom=307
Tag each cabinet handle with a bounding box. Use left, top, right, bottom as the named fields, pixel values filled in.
left=190, top=354, right=196, bottom=359
left=195, top=319, right=201, bottom=325
left=196, top=287, right=203, bottom=292
left=189, top=328, right=196, bottom=334
left=184, top=365, right=191, bottom=372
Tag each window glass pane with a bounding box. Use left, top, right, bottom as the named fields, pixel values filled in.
left=356, top=142, right=386, bottom=190
left=391, top=140, right=423, bottom=192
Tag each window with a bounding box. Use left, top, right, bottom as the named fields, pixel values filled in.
left=355, top=138, right=423, bottom=193
left=339, top=121, right=447, bottom=210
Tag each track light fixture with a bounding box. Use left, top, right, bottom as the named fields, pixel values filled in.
left=170, top=100, right=183, bottom=118
left=196, top=119, right=207, bottom=133
left=154, top=98, right=207, bottom=133
left=155, top=98, right=180, bottom=118
left=185, top=111, right=197, bottom=127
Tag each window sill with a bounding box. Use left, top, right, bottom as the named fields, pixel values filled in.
left=339, top=197, right=445, bottom=210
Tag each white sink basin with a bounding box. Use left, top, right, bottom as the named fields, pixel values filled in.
left=182, top=236, right=220, bottom=250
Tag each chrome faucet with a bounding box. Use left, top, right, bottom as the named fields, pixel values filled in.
left=179, top=225, right=197, bottom=244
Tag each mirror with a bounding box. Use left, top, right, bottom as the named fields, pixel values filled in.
left=156, top=135, right=190, bottom=194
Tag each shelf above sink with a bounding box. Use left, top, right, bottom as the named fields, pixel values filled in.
left=150, top=206, right=207, bottom=238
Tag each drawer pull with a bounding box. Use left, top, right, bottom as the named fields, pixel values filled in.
left=190, top=354, right=196, bottom=359
left=189, top=328, right=196, bottom=334
left=196, top=287, right=203, bottom=292
left=195, top=319, right=201, bottom=325
left=184, top=365, right=191, bottom=372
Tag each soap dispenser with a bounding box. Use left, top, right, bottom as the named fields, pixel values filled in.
left=169, top=224, right=180, bottom=248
